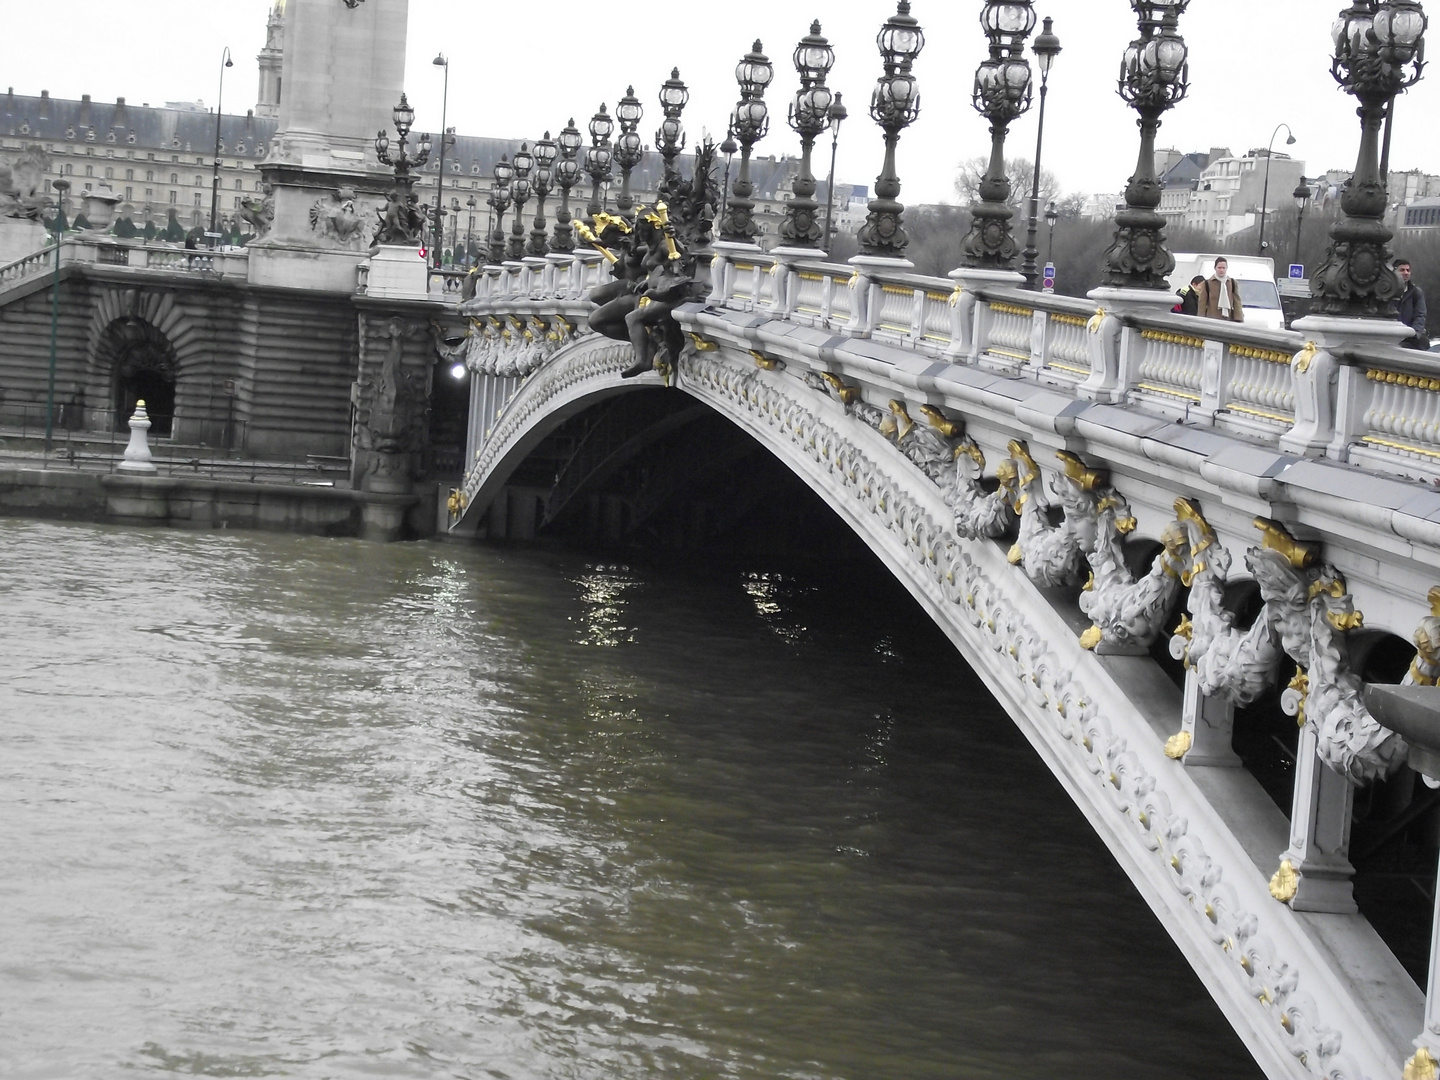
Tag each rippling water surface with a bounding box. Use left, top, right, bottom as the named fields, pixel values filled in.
left=0, top=520, right=1261, bottom=1079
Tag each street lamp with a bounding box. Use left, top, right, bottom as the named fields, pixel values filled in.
left=613, top=87, right=644, bottom=219
left=720, top=125, right=739, bottom=214
left=584, top=104, right=614, bottom=227
left=822, top=93, right=848, bottom=246
left=44, top=177, right=70, bottom=452
left=488, top=155, right=512, bottom=264
left=374, top=93, right=432, bottom=246
left=431, top=53, right=451, bottom=271
left=208, top=47, right=234, bottom=247
left=780, top=20, right=837, bottom=250
left=1311, top=0, right=1427, bottom=318
left=1044, top=199, right=1059, bottom=274
left=465, top=194, right=477, bottom=266
left=960, top=1, right=1037, bottom=270
left=1256, top=122, right=1296, bottom=257
left=1100, top=0, right=1191, bottom=290
left=449, top=196, right=460, bottom=261
left=553, top=119, right=583, bottom=253
left=858, top=2, right=926, bottom=259
left=529, top=132, right=556, bottom=256
left=1020, top=16, right=1062, bottom=289
left=508, top=143, right=533, bottom=260
left=719, top=40, right=774, bottom=244
left=657, top=68, right=689, bottom=191
left=1292, top=177, right=1312, bottom=272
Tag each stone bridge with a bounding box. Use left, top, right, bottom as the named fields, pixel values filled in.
left=446, top=250, right=1440, bottom=1080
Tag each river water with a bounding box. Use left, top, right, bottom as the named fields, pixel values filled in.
left=0, top=519, right=1261, bottom=1079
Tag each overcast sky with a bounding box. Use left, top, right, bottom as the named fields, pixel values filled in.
left=7, top=1, right=1439, bottom=205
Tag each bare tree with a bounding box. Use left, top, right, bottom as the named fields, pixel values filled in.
left=954, top=157, right=1061, bottom=212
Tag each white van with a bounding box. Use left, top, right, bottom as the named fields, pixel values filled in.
left=1168, top=253, right=1286, bottom=331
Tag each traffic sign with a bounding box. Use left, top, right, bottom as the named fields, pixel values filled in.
left=1042, top=262, right=1056, bottom=293
left=1289, top=264, right=1305, bottom=279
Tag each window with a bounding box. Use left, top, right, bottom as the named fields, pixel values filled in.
left=255, top=181, right=264, bottom=191
left=84, top=164, right=93, bottom=177
left=170, top=173, right=178, bottom=185
left=169, top=191, right=177, bottom=203
left=104, top=167, right=114, bottom=179
left=63, top=163, right=73, bottom=175
left=233, top=196, right=241, bottom=208
left=125, top=186, right=133, bottom=200
left=193, top=192, right=202, bottom=206
left=125, top=169, right=134, bottom=181
left=145, top=188, right=153, bottom=198
left=234, top=179, right=242, bottom=190
left=194, top=175, right=203, bottom=187
left=145, top=171, right=153, bottom=182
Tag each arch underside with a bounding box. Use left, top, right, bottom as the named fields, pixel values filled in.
left=458, top=336, right=1412, bottom=1080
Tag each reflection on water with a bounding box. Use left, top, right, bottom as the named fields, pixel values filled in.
left=0, top=520, right=1261, bottom=1079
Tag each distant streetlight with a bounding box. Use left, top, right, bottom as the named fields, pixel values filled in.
left=208, top=47, right=234, bottom=246
left=822, top=93, right=848, bottom=245
left=1256, top=122, right=1296, bottom=257
left=431, top=53, right=451, bottom=271
left=1292, top=176, right=1312, bottom=271
left=1021, top=16, right=1062, bottom=289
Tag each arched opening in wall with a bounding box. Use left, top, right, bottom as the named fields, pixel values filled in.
left=97, top=316, right=179, bottom=437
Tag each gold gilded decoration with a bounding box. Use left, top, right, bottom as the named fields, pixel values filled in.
left=446, top=489, right=467, bottom=517
left=1230, top=344, right=1293, bottom=365
left=919, top=405, right=962, bottom=439
left=641, top=202, right=681, bottom=261
left=947, top=284, right=964, bottom=307
left=1411, top=586, right=1440, bottom=685
left=1253, top=518, right=1319, bottom=570
left=1293, top=341, right=1320, bottom=374
left=1007, top=543, right=1024, bottom=566
left=820, top=372, right=860, bottom=405
left=1268, top=859, right=1299, bottom=903
left=591, top=211, right=631, bottom=235
left=881, top=283, right=915, bottom=297
left=1056, top=450, right=1106, bottom=492
left=1082, top=571, right=1095, bottom=592
left=750, top=350, right=780, bottom=371
left=1287, top=668, right=1310, bottom=727
left=881, top=400, right=915, bottom=443
left=1404, top=1048, right=1440, bottom=1080
left=1086, top=307, right=1107, bottom=334
left=990, top=301, right=1034, bottom=319
left=1361, top=436, right=1440, bottom=462
left=1164, top=730, right=1193, bottom=759
left=1079, top=625, right=1104, bottom=651
left=1051, top=312, right=1089, bottom=328
left=686, top=332, right=718, bottom=352
left=1367, top=367, right=1440, bottom=393
left=573, top=222, right=618, bottom=264
left=1141, top=328, right=1206, bottom=349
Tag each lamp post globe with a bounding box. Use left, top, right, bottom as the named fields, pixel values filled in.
left=781, top=21, right=836, bottom=250
left=552, top=119, right=583, bottom=253
left=822, top=93, right=848, bottom=247
left=858, top=2, right=926, bottom=259
left=657, top=68, right=690, bottom=190
left=584, top=104, right=614, bottom=226
left=718, top=40, right=773, bottom=244
left=613, top=86, right=645, bottom=220
left=488, top=155, right=512, bottom=265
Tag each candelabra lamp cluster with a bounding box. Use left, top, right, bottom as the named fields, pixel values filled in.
left=959, top=1, right=1038, bottom=269
left=779, top=22, right=837, bottom=249
left=508, top=143, right=534, bottom=260
left=488, top=154, right=512, bottom=264
left=585, top=105, right=615, bottom=226
left=857, top=1, right=925, bottom=259
left=614, top=87, right=645, bottom=219
left=552, top=120, right=583, bottom=254
left=1311, top=0, right=1428, bottom=317
left=719, top=40, right=775, bottom=244
left=373, top=94, right=432, bottom=245
left=657, top=68, right=690, bottom=191
left=1100, top=0, right=1191, bottom=290
left=528, top=134, right=557, bottom=257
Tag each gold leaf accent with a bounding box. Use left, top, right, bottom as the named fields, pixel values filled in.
left=1269, top=859, right=1299, bottom=903
left=1079, top=625, right=1103, bottom=651
left=990, top=301, right=1034, bottom=319
left=1293, top=341, right=1319, bottom=374
left=1164, top=731, right=1193, bottom=760
left=1082, top=572, right=1095, bottom=593
left=1404, top=1048, right=1440, bottom=1080
left=1087, top=307, right=1107, bottom=333
left=686, top=332, right=717, bottom=352
left=750, top=350, right=779, bottom=371
left=1288, top=668, right=1310, bottom=727
left=1254, top=518, right=1319, bottom=570
left=1007, top=544, right=1024, bottom=566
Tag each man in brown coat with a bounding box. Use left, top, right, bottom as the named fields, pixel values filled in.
left=1198, top=257, right=1244, bottom=322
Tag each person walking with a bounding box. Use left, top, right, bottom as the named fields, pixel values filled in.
left=1174, top=274, right=1205, bottom=316
left=1396, top=258, right=1428, bottom=350
left=1198, top=257, right=1243, bottom=322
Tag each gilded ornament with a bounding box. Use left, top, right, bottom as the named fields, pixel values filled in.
left=1405, top=1048, right=1440, bottom=1080
left=1164, top=730, right=1192, bottom=759
left=750, top=350, right=780, bottom=371
left=1056, top=450, right=1106, bottom=492
left=1253, top=518, right=1319, bottom=571
left=919, top=404, right=963, bottom=440
left=1293, top=341, right=1319, bottom=374
left=1409, top=586, right=1440, bottom=685
left=820, top=372, right=860, bottom=405
left=1269, top=859, right=1299, bottom=903
left=1079, top=625, right=1103, bottom=650
left=1086, top=307, right=1107, bottom=333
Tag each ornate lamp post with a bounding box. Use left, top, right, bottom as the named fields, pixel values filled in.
left=208, top=47, right=234, bottom=247
left=1292, top=177, right=1312, bottom=272
left=508, top=143, right=533, bottom=260
left=465, top=194, right=477, bottom=266
left=374, top=93, right=432, bottom=224
left=1044, top=199, right=1059, bottom=272
left=1100, top=0, right=1191, bottom=290
left=822, top=94, right=848, bottom=246
left=857, top=2, right=925, bottom=259
left=553, top=119, right=583, bottom=253
left=779, top=21, right=837, bottom=250
left=1311, top=0, right=1427, bottom=318
left=1257, top=122, right=1297, bottom=256
left=1020, top=17, right=1062, bottom=288
left=449, top=196, right=460, bottom=261
left=718, top=40, right=775, bottom=245
left=613, top=87, right=644, bottom=220
left=584, top=105, right=614, bottom=226
left=959, top=1, right=1037, bottom=269
left=487, top=155, right=512, bottom=264
left=657, top=68, right=689, bottom=191
left=528, top=132, right=557, bottom=257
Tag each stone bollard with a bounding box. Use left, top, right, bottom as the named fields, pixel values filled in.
left=117, top=399, right=158, bottom=474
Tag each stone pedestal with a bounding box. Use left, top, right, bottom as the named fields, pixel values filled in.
left=1079, top=286, right=1178, bottom=403
left=1285, top=314, right=1414, bottom=458
left=117, top=402, right=158, bottom=474
left=947, top=266, right=1026, bottom=362
left=362, top=245, right=429, bottom=301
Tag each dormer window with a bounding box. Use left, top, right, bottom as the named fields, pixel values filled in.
left=85, top=128, right=95, bottom=142
left=106, top=130, right=116, bottom=143
left=65, top=126, right=76, bottom=140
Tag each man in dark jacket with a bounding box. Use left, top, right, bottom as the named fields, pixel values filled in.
left=1396, top=259, right=1428, bottom=350
left=1174, top=275, right=1205, bottom=316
